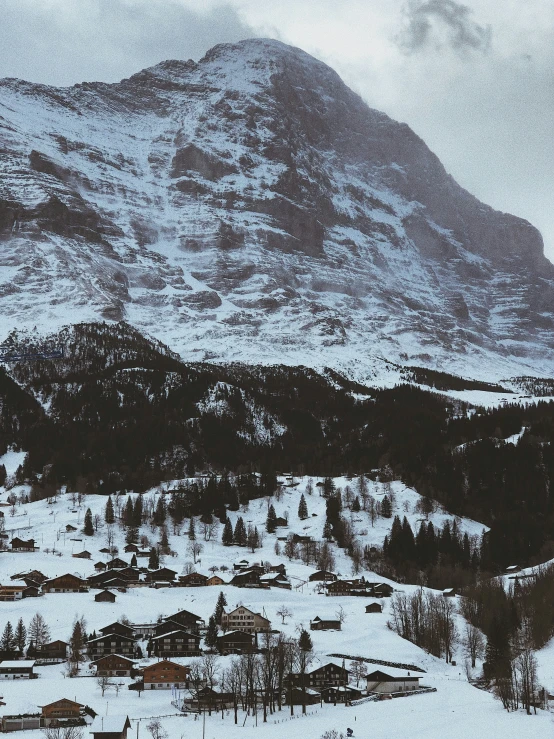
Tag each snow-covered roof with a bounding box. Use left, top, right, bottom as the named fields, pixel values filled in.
left=90, top=715, right=130, bottom=733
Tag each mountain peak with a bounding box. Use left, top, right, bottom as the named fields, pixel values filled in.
left=0, top=39, right=553, bottom=380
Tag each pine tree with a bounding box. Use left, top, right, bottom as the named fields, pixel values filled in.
left=323, top=521, right=333, bottom=541
left=123, top=496, right=134, bottom=527
left=133, top=494, right=143, bottom=527
left=69, top=618, right=85, bottom=665
left=0, top=622, right=15, bottom=653
left=104, top=496, right=115, bottom=524
left=159, top=527, right=170, bottom=553
left=298, top=494, right=308, bottom=520
left=148, top=547, right=160, bottom=570
left=83, top=508, right=94, bottom=536
left=188, top=517, right=196, bottom=541
left=15, top=618, right=26, bottom=653
left=266, top=504, right=277, bottom=533
left=130, top=553, right=138, bottom=568
left=352, top=496, right=361, bottom=513
left=381, top=495, right=392, bottom=518
left=153, top=496, right=167, bottom=526
left=204, top=615, right=219, bottom=650
left=214, top=591, right=227, bottom=624
left=222, top=518, right=233, bottom=546
left=233, top=517, right=247, bottom=546
left=298, top=629, right=313, bottom=653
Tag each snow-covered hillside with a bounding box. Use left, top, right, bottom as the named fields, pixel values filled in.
left=0, top=475, right=550, bottom=738
left=1, top=39, right=554, bottom=382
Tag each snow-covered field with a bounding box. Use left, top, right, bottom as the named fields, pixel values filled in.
left=0, top=473, right=552, bottom=738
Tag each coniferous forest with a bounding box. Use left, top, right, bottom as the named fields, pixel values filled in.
left=1, top=322, right=554, bottom=571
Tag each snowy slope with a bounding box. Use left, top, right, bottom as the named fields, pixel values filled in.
left=1, top=39, right=554, bottom=382
left=0, top=477, right=549, bottom=738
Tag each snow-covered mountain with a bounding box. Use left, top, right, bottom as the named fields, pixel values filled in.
left=1, top=38, right=554, bottom=381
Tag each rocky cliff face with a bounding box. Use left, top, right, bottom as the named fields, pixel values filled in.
left=1, top=38, right=553, bottom=381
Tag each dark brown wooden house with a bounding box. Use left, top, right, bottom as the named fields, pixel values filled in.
left=178, top=572, right=208, bottom=587
left=150, top=629, right=201, bottom=657
left=216, top=630, right=255, bottom=654
left=365, top=602, right=383, bottom=613
left=310, top=616, right=341, bottom=631
left=90, top=654, right=136, bottom=677
left=42, top=574, right=88, bottom=593
left=87, top=634, right=136, bottom=660
left=40, top=698, right=83, bottom=726
left=95, top=590, right=117, bottom=603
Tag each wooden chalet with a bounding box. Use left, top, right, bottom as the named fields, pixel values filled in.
left=0, top=585, right=25, bottom=601
left=310, top=616, right=341, bottom=631
left=286, top=687, right=321, bottom=705
left=11, top=570, right=47, bottom=584
left=183, top=687, right=234, bottom=711
left=366, top=582, right=394, bottom=598
left=0, top=660, right=36, bottom=679
left=72, top=550, right=92, bottom=560
left=442, top=588, right=456, bottom=597
left=178, top=572, right=208, bottom=587
left=87, top=634, right=136, bottom=660
left=325, top=580, right=355, bottom=596
left=28, top=640, right=68, bottom=661
left=230, top=570, right=262, bottom=587
left=260, top=572, right=291, bottom=589
left=163, top=609, right=204, bottom=633
left=40, top=698, right=83, bottom=725
left=94, top=562, right=107, bottom=572
left=90, top=715, right=131, bottom=739
left=150, top=629, right=201, bottom=657
left=145, top=567, right=177, bottom=583
left=274, top=516, right=288, bottom=527
left=142, top=660, right=190, bottom=689
left=216, top=630, right=255, bottom=654
left=322, top=684, right=363, bottom=703
left=124, top=544, right=139, bottom=554
left=365, top=602, right=383, bottom=613
left=221, top=606, right=270, bottom=634
left=309, top=570, right=337, bottom=582
left=10, top=537, right=38, bottom=552
left=289, top=662, right=349, bottom=690
left=106, top=558, right=128, bottom=570
left=42, top=574, right=88, bottom=593
left=206, top=574, right=225, bottom=586
left=91, top=654, right=136, bottom=677
left=99, top=622, right=134, bottom=639
left=95, top=590, right=117, bottom=603
left=233, top=559, right=250, bottom=571
left=65, top=524, right=78, bottom=532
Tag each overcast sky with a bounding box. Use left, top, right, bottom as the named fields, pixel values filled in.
left=1, top=0, right=552, bottom=260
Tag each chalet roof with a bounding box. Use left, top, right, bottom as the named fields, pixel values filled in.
left=99, top=622, right=134, bottom=634
left=151, top=629, right=200, bottom=641
left=366, top=667, right=421, bottom=680
left=44, top=573, right=86, bottom=584
left=90, top=715, right=131, bottom=734
left=87, top=634, right=134, bottom=644
left=90, top=655, right=136, bottom=665
left=40, top=698, right=83, bottom=710
left=218, top=630, right=253, bottom=638
left=142, top=660, right=190, bottom=673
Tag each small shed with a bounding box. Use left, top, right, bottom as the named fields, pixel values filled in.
left=365, top=602, right=382, bottom=614
left=90, top=715, right=131, bottom=739
left=310, top=616, right=341, bottom=631
left=442, top=588, right=456, bottom=597
left=95, top=590, right=117, bottom=603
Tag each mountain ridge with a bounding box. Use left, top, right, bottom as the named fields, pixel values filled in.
left=1, top=37, right=553, bottom=381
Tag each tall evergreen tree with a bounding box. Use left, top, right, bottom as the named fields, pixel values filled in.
left=0, top=622, right=16, bottom=653
left=153, top=496, right=167, bottom=526
left=83, top=508, right=94, bottom=536
left=381, top=495, right=392, bottom=518
left=204, top=615, right=219, bottom=650
left=104, top=496, right=115, bottom=524
left=266, top=504, right=277, bottom=533
left=123, top=496, right=134, bottom=527
left=233, top=516, right=247, bottom=546
left=148, top=547, right=160, bottom=570
left=298, top=494, right=308, bottom=521
left=133, top=495, right=143, bottom=527
left=28, top=613, right=49, bottom=648
left=125, top=527, right=139, bottom=545
left=214, top=591, right=227, bottom=624
left=15, top=618, right=26, bottom=653
left=222, top=518, right=233, bottom=546
left=130, top=553, right=138, bottom=568
left=188, top=517, right=196, bottom=541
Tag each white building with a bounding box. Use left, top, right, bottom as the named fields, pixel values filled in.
left=0, top=660, right=35, bottom=679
